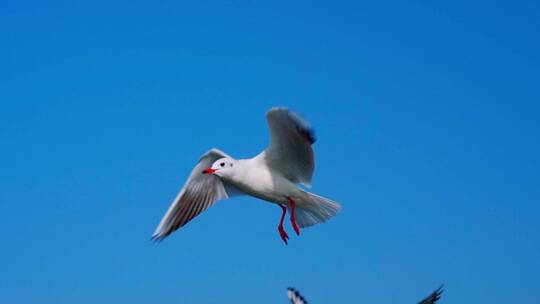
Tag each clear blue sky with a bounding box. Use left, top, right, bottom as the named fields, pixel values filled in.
left=1, top=1, right=539, bottom=303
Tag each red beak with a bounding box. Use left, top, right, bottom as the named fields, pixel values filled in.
left=202, top=168, right=217, bottom=174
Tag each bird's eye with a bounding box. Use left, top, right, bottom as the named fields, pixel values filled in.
left=220, top=162, right=225, bottom=167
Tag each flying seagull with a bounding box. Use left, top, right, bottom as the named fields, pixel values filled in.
left=152, top=107, right=341, bottom=244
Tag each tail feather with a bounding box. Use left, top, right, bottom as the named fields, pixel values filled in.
left=293, top=191, right=341, bottom=228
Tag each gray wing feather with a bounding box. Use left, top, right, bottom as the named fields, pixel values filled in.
left=151, top=149, right=238, bottom=241
left=264, top=107, right=315, bottom=187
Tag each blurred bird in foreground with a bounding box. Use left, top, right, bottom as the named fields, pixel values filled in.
left=286, top=285, right=444, bottom=304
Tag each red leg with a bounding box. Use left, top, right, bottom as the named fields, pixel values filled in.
left=287, top=196, right=301, bottom=236
left=277, top=204, right=289, bottom=244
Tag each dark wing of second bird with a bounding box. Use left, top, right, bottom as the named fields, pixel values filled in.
left=287, top=287, right=308, bottom=304
left=418, top=285, right=444, bottom=304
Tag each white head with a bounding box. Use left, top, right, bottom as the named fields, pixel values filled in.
left=202, top=157, right=236, bottom=178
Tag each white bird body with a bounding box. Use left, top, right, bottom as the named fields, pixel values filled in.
left=152, top=107, right=341, bottom=243
left=221, top=155, right=303, bottom=205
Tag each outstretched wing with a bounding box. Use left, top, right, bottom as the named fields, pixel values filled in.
left=418, top=285, right=444, bottom=304
left=152, top=149, right=238, bottom=241
left=263, top=107, right=315, bottom=187
left=287, top=287, right=308, bottom=304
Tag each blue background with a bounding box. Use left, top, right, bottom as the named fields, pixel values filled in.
left=1, top=1, right=539, bottom=303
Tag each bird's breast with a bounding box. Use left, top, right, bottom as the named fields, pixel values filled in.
left=230, top=163, right=292, bottom=204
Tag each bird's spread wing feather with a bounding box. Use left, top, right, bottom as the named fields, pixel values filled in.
left=418, top=285, right=444, bottom=304
left=152, top=149, right=240, bottom=241
left=287, top=288, right=308, bottom=304
left=263, top=107, right=315, bottom=187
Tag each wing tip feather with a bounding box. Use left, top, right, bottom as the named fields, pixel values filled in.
left=287, top=287, right=308, bottom=304
left=418, top=284, right=444, bottom=304
left=266, top=107, right=316, bottom=144
left=150, top=230, right=167, bottom=243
